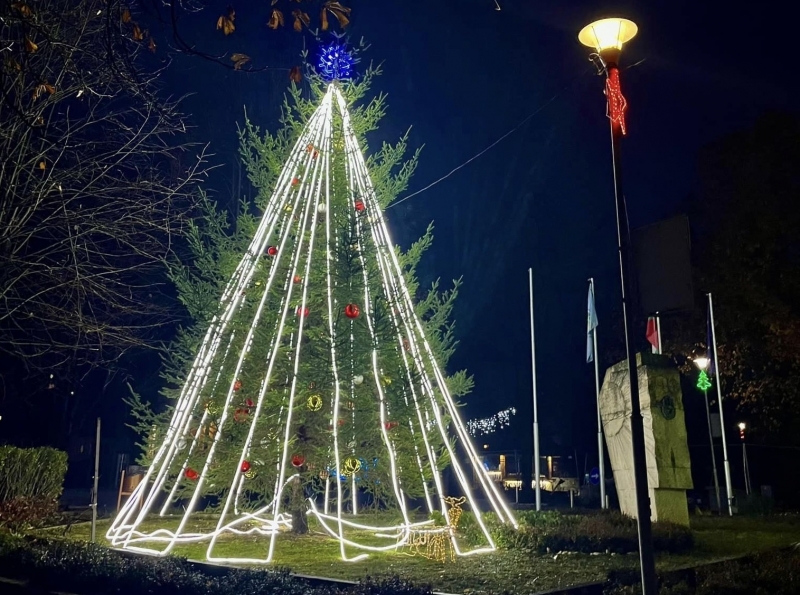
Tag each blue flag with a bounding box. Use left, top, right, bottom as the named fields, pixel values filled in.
left=587, top=284, right=599, bottom=363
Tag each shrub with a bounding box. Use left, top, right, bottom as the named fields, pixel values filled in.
left=459, top=510, right=693, bottom=555
left=0, top=496, right=60, bottom=531
left=0, top=446, right=67, bottom=530
left=605, top=547, right=800, bottom=594
left=0, top=535, right=433, bottom=595
left=0, top=446, right=68, bottom=501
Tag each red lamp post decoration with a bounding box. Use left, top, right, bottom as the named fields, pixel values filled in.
left=578, top=17, right=656, bottom=595
left=605, top=67, right=628, bottom=136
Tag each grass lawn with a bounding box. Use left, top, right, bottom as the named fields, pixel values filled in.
left=33, top=513, right=800, bottom=595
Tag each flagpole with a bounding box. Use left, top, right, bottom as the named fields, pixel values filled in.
left=655, top=313, right=662, bottom=355
left=589, top=279, right=607, bottom=509
left=528, top=268, right=541, bottom=511
left=708, top=292, right=734, bottom=516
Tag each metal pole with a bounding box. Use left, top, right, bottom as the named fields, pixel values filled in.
left=703, top=388, right=722, bottom=512
left=91, top=417, right=101, bottom=542
left=743, top=442, right=751, bottom=496
left=655, top=313, right=662, bottom=355
left=605, top=62, right=657, bottom=594
left=589, top=278, right=607, bottom=509
left=528, top=268, right=541, bottom=511
left=708, top=293, right=734, bottom=516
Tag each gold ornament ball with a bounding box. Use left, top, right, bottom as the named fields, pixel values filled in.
left=381, top=376, right=392, bottom=386
left=343, top=457, right=361, bottom=476
left=307, top=394, right=323, bottom=411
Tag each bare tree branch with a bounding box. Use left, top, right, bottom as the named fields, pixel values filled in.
left=0, top=0, right=212, bottom=372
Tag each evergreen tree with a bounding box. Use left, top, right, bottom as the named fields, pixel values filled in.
left=117, top=57, right=513, bottom=562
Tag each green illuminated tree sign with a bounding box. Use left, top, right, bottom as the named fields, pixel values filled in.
left=697, top=370, right=712, bottom=391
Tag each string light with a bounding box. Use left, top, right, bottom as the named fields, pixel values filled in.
left=468, top=407, right=516, bottom=436
left=107, top=85, right=516, bottom=564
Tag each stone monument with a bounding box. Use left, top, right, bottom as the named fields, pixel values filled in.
left=600, top=352, right=692, bottom=526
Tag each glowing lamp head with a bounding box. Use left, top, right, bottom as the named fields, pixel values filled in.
left=738, top=422, right=746, bottom=431
left=693, top=356, right=710, bottom=371
left=578, top=18, right=638, bottom=64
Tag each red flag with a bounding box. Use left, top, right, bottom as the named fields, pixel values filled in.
left=646, top=317, right=660, bottom=352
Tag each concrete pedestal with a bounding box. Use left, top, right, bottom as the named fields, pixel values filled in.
left=600, top=352, right=692, bottom=526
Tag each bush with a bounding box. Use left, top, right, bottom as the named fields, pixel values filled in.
left=0, top=446, right=68, bottom=530
left=459, top=510, right=693, bottom=555
left=0, top=446, right=68, bottom=501
left=0, top=534, right=433, bottom=595
left=0, top=496, right=60, bottom=531
left=605, top=547, right=800, bottom=594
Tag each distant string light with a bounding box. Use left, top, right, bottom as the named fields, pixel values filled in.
left=468, top=407, right=516, bottom=437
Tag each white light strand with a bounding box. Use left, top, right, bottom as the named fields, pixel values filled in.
left=107, top=84, right=516, bottom=564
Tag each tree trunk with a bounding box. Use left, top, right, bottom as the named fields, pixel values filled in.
left=290, top=476, right=308, bottom=534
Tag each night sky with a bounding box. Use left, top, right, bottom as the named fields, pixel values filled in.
left=4, top=0, right=795, bottom=489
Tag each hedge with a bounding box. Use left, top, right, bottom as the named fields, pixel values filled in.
left=605, top=546, right=800, bottom=594
left=0, top=447, right=68, bottom=502
left=0, top=446, right=68, bottom=530
left=0, top=533, right=432, bottom=595
left=460, top=510, right=694, bottom=554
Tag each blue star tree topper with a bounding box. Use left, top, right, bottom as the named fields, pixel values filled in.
left=317, top=41, right=355, bottom=81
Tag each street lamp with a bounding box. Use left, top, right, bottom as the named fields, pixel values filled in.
left=738, top=422, right=752, bottom=495
left=578, top=17, right=656, bottom=595
left=694, top=354, right=721, bottom=513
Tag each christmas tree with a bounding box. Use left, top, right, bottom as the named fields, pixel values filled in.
left=110, top=46, right=516, bottom=563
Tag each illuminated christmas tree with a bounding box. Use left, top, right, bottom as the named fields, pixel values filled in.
left=109, top=46, right=515, bottom=563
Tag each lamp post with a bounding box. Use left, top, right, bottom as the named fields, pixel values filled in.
left=694, top=356, right=722, bottom=513
left=707, top=293, right=734, bottom=515
left=738, top=423, right=752, bottom=495
left=578, top=18, right=656, bottom=595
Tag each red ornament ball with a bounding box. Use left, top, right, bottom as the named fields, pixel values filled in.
left=384, top=421, right=399, bottom=430
left=354, top=199, right=365, bottom=212
left=234, top=408, right=249, bottom=422
left=293, top=275, right=302, bottom=284
left=233, top=379, right=242, bottom=391
left=241, top=460, right=251, bottom=473
left=344, top=303, right=360, bottom=319
left=291, top=454, right=305, bottom=468
left=266, top=246, right=278, bottom=256
left=185, top=468, right=199, bottom=480
left=245, top=398, right=254, bottom=408
left=296, top=306, right=309, bottom=317
left=291, top=177, right=300, bottom=186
